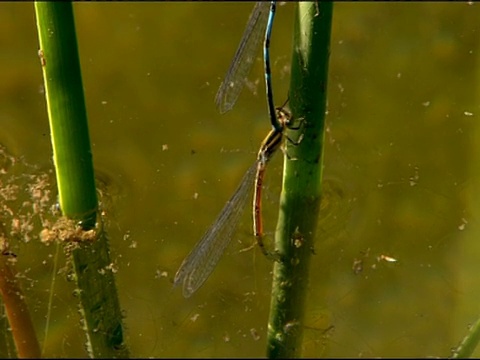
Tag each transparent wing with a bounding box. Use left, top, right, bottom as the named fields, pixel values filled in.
left=215, top=2, right=271, bottom=114
left=174, top=162, right=258, bottom=298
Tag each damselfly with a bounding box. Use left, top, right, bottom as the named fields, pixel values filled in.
left=174, top=107, right=292, bottom=298
left=215, top=2, right=280, bottom=132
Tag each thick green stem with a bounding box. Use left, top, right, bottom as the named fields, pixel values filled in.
left=34, top=2, right=129, bottom=357
left=266, top=2, right=333, bottom=358
left=35, top=1, right=97, bottom=228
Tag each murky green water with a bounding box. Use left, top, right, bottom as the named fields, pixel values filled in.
left=1, top=2, right=480, bottom=357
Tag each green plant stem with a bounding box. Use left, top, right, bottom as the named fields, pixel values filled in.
left=72, top=231, right=129, bottom=358
left=35, top=1, right=97, bottom=229
left=266, top=2, right=333, bottom=358
left=452, top=317, right=480, bottom=358
left=35, top=2, right=129, bottom=357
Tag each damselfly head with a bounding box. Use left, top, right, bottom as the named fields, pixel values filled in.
left=275, top=106, right=292, bottom=127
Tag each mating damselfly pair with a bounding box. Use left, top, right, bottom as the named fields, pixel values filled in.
left=174, top=1, right=300, bottom=298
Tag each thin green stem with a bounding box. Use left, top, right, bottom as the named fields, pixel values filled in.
left=452, top=317, right=480, bottom=358
left=266, top=2, right=333, bottom=358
